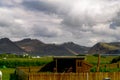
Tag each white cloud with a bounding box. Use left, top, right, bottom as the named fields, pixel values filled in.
left=0, top=0, right=120, bottom=46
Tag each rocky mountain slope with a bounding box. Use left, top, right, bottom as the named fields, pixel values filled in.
left=0, top=38, right=25, bottom=54
left=88, top=42, right=120, bottom=54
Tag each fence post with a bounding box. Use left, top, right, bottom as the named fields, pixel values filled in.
left=87, top=72, right=89, bottom=80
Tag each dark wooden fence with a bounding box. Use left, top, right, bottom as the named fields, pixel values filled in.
left=16, top=67, right=120, bottom=80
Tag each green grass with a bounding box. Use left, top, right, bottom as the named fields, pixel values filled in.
left=86, top=55, right=116, bottom=65
left=0, top=68, right=15, bottom=80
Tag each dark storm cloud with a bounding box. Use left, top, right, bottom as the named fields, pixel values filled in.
left=110, top=12, right=120, bottom=29
left=22, top=0, right=57, bottom=14
left=32, top=26, right=62, bottom=38
left=0, top=21, right=11, bottom=27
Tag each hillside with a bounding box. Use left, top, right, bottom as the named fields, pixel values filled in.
left=15, top=38, right=90, bottom=56
left=0, top=38, right=25, bottom=54
left=109, top=42, right=120, bottom=47
left=61, top=42, right=90, bottom=54
left=88, top=42, right=120, bottom=54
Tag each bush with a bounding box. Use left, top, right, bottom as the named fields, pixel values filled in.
left=111, top=56, right=120, bottom=63
left=93, top=54, right=99, bottom=57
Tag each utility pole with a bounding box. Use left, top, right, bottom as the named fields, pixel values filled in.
left=96, top=54, right=100, bottom=72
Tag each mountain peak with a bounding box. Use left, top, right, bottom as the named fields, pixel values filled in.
left=21, top=38, right=32, bottom=42
left=0, top=38, right=12, bottom=44
left=17, top=38, right=44, bottom=44
left=0, top=37, right=10, bottom=41
left=88, top=42, right=120, bottom=54
left=0, top=38, right=25, bottom=54
left=62, top=42, right=76, bottom=45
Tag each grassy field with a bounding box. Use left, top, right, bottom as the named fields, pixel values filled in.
left=86, top=55, right=116, bottom=65
left=0, top=55, right=118, bottom=80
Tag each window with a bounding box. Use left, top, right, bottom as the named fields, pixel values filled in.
left=78, top=62, right=82, bottom=67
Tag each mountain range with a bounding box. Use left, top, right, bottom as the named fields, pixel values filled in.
left=0, top=38, right=90, bottom=56
left=0, top=38, right=120, bottom=56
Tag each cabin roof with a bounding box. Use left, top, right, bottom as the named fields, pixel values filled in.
left=53, top=56, right=85, bottom=59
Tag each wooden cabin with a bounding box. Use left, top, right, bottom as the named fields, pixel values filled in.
left=53, top=56, right=93, bottom=73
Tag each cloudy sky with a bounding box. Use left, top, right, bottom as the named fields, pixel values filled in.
left=0, top=0, right=120, bottom=46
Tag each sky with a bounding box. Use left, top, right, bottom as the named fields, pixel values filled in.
left=0, top=0, right=120, bottom=46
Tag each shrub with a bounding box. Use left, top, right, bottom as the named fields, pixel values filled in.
left=111, top=56, right=120, bottom=63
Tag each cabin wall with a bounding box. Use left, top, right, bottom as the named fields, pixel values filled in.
left=76, top=60, right=92, bottom=72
